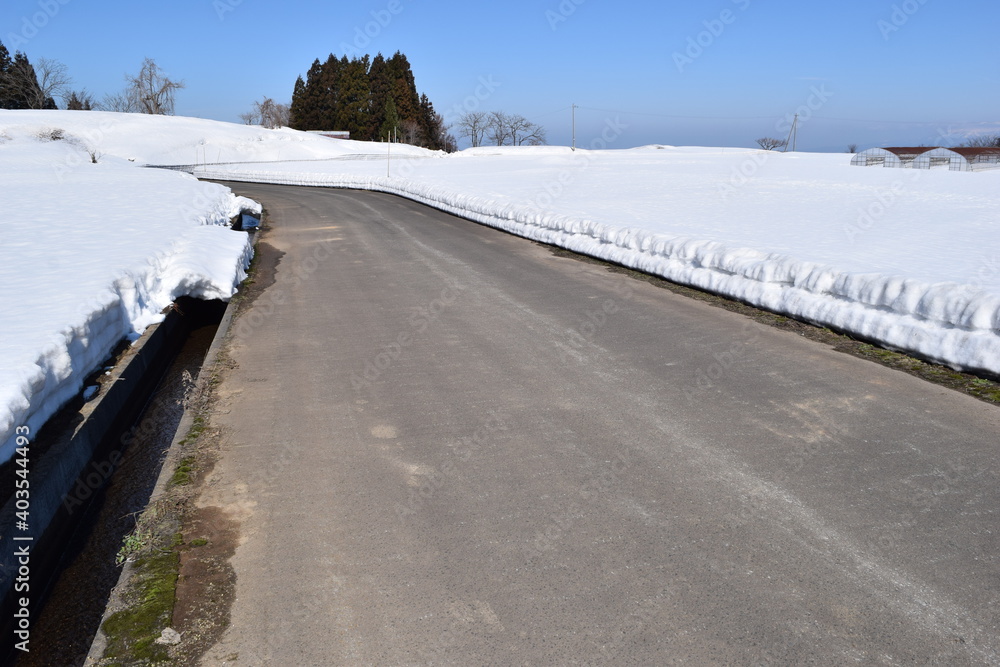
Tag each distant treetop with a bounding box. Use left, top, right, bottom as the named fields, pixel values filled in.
left=290, top=51, right=455, bottom=151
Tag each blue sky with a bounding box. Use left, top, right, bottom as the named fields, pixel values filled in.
left=2, top=0, right=998, bottom=151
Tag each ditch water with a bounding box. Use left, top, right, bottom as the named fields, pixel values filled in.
left=5, top=298, right=225, bottom=667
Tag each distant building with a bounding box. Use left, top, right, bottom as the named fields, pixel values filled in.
left=852, top=146, right=1000, bottom=171
left=306, top=130, right=351, bottom=140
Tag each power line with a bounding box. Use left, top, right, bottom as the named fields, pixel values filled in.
left=575, top=106, right=775, bottom=121
left=570, top=105, right=997, bottom=127
left=527, top=106, right=573, bottom=121
left=810, top=115, right=999, bottom=126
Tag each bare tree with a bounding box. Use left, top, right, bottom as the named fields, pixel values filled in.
left=437, top=116, right=458, bottom=153
left=483, top=111, right=547, bottom=147
left=846, top=143, right=858, bottom=153
left=510, top=115, right=546, bottom=146
left=958, top=134, right=1000, bottom=148
left=486, top=111, right=510, bottom=146
left=99, top=89, right=138, bottom=113
left=28, top=58, right=70, bottom=109
left=258, top=97, right=290, bottom=129
left=399, top=119, right=422, bottom=145
left=240, top=98, right=290, bottom=128
left=756, top=137, right=787, bottom=151
left=441, top=132, right=458, bottom=152
left=276, top=103, right=291, bottom=128
left=456, top=111, right=488, bottom=148
left=125, top=58, right=184, bottom=115
left=506, top=114, right=534, bottom=145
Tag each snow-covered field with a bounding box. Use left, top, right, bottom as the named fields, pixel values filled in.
left=2, top=109, right=999, bottom=461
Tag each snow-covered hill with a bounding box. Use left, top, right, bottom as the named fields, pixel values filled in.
left=0, top=109, right=437, bottom=165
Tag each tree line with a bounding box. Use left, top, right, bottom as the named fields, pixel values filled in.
left=0, top=40, right=65, bottom=109
left=1, top=39, right=183, bottom=114
left=756, top=135, right=1000, bottom=153
left=2, top=41, right=543, bottom=153
left=455, top=111, right=546, bottom=148
left=289, top=51, right=455, bottom=151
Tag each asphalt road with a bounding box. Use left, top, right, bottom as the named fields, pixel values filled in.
left=197, top=183, right=1000, bottom=666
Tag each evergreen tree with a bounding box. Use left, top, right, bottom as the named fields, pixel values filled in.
left=315, top=54, right=344, bottom=129
left=380, top=97, right=400, bottom=141
left=307, top=58, right=329, bottom=129
left=6, top=52, right=39, bottom=109
left=385, top=51, right=420, bottom=126
left=0, top=40, right=13, bottom=108
left=335, top=55, right=371, bottom=139
left=417, top=93, right=443, bottom=150
left=302, top=59, right=325, bottom=129
left=289, top=49, right=446, bottom=145
left=367, top=53, right=390, bottom=140
left=290, top=58, right=327, bottom=130
left=289, top=75, right=307, bottom=128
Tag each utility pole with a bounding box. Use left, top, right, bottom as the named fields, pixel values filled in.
left=572, top=103, right=577, bottom=151
left=783, top=113, right=798, bottom=153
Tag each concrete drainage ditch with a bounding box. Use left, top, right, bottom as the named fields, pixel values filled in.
left=0, top=296, right=232, bottom=665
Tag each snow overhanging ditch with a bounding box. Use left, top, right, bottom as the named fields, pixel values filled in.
left=0, top=203, right=256, bottom=464
left=195, top=168, right=1000, bottom=378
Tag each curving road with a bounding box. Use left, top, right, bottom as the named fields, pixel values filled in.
left=196, top=183, right=1000, bottom=665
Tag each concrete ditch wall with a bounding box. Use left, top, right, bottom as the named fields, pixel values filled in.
left=82, top=291, right=241, bottom=663
left=0, top=299, right=224, bottom=660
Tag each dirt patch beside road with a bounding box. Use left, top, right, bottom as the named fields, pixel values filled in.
left=90, top=220, right=284, bottom=666
left=164, top=234, right=285, bottom=664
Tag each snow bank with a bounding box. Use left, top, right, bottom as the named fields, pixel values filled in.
left=0, top=116, right=257, bottom=463
left=195, top=148, right=1000, bottom=378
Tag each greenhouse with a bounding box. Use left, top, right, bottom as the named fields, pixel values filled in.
left=851, top=147, right=934, bottom=168
left=853, top=146, right=1000, bottom=171
left=943, top=147, right=1000, bottom=171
